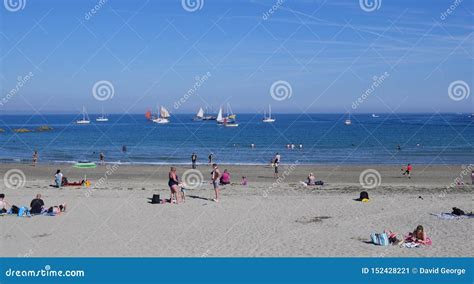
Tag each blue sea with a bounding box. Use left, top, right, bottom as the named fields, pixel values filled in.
left=0, top=113, right=472, bottom=165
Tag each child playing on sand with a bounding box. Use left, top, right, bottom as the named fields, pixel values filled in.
left=241, top=176, right=248, bottom=186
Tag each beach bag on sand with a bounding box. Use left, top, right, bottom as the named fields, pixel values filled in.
left=18, top=207, right=30, bottom=217
left=315, top=180, right=324, bottom=186
left=452, top=207, right=465, bottom=216
left=151, top=194, right=160, bottom=204
left=371, top=233, right=389, bottom=246
left=359, top=191, right=369, bottom=200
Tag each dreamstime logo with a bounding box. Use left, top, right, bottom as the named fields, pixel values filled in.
left=263, top=161, right=299, bottom=198
left=359, top=169, right=381, bottom=189
left=262, top=0, right=285, bottom=20
left=440, top=0, right=464, bottom=21
left=270, top=80, right=292, bottom=101
left=0, top=72, right=34, bottom=107
left=181, top=0, right=203, bottom=12
left=86, top=163, right=120, bottom=197
left=4, top=169, right=26, bottom=189
left=4, top=0, right=26, bottom=12
left=182, top=169, right=203, bottom=189
left=84, top=0, right=108, bottom=20
left=359, top=0, right=381, bottom=12
left=92, top=80, right=114, bottom=101
left=174, top=71, right=212, bottom=110
left=448, top=80, right=470, bottom=101
left=352, top=72, right=389, bottom=110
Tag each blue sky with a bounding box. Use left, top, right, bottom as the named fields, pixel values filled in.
left=0, top=0, right=472, bottom=114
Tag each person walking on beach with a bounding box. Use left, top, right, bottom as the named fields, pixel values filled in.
left=32, top=150, right=38, bottom=167
left=99, top=152, right=105, bottom=165
left=54, top=170, right=63, bottom=188
left=273, top=153, right=280, bottom=179
left=168, top=167, right=181, bottom=204
left=191, top=153, right=197, bottom=169
left=402, top=163, right=412, bottom=179
left=211, top=163, right=221, bottom=202
left=208, top=153, right=213, bottom=165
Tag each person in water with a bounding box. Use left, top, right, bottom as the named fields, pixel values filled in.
left=168, top=167, right=181, bottom=204
left=211, top=163, right=221, bottom=202
left=208, top=153, right=213, bottom=165
left=30, top=194, right=45, bottom=214
left=54, top=170, right=63, bottom=188
left=220, top=169, right=231, bottom=185
left=191, top=153, right=197, bottom=169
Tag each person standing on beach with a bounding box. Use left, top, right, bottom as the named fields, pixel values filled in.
left=273, top=153, right=280, bottom=179
left=208, top=153, right=213, bottom=165
left=211, top=163, right=221, bottom=202
left=191, top=153, right=197, bottom=169
left=99, top=152, right=105, bottom=165
left=168, top=167, right=181, bottom=204
left=32, top=150, right=38, bottom=166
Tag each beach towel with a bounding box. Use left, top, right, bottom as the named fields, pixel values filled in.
left=430, top=213, right=474, bottom=220
left=403, top=242, right=420, bottom=248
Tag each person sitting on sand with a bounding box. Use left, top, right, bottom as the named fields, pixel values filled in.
left=30, top=194, right=45, bottom=215
left=241, top=176, right=248, bottom=186
left=220, top=169, right=231, bottom=185
left=168, top=167, right=181, bottom=204
left=0, top=193, right=10, bottom=214
left=307, top=173, right=316, bottom=186
left=405, top=225, right=431, bottom=245
left=54, top=170, right=63, bottom=188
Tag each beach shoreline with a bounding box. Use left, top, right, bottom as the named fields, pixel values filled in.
left=1, top=163, right=472, bottom=257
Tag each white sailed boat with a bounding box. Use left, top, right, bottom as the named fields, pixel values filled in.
left=194, top=107, right=204, bottom=121
left=76, top=106, right=91, bottom=124
left=262, top=105, right=276, bottom=123
left=152, top=106, right=170, bottom=124
left=216, top=107, right=224, bottom=124
left=371, top=114, right=379, bottom=118
left=96, top=108, right=109, bottom=122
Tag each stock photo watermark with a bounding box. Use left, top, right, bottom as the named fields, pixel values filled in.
left=0, top=72, right=34, bottom=107
left=359, top=169, right=382, bottom=189
left=3, top=169, right=26, bottom=189
left=359, top=0, right=381, bottom=12
left=352, top=72, right=390, bottom=110
left=448, top=80, right=470, bottom=101
left=84, top=0, right=108, bottom=21
left=263, top=162, right=299, bottom=198
left=181, top=0, right=203, bottom=12
left=262, top=0, right=285, bottom=20
left=182, top=169, right=204, bottom=189
left=174, top=71, right=212, bottom=110
left=92, top=80, right=115, bottom=101
left=85, top=163, right=120, bottom=197
left=3, top=0, right=26, bottom=12
left=440, top=0, right=464, bottom=21
left=270, top=80, right=292, bottom=101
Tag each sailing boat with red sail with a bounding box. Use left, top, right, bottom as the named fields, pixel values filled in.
left=145, top=109, right=152, bottom=121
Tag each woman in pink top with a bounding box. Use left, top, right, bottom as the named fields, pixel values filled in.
left=220, top=169, right=231, bottom=185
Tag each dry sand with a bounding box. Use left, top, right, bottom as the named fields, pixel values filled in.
left=0, top=163, right=472, bottom=257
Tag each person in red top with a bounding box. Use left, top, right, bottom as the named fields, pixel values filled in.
left=402, top=163, right=412, bottom=179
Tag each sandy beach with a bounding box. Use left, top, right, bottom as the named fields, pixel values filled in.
left=0, top=163, right=472, bottom=257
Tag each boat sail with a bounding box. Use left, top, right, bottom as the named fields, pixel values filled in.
left=224, top=103, right=238, bottom=127
left=145, top=109, right=152, bottom=120
left=76, top=106, right=91, bottom=124
left=262, top=105, right=275, bottom=123
left=152, top=105, right=170, bottom=124
left=216, top=107, right=224, bottom=124
left=96, top=107, right=109, bottom=122
left=194, top=107, right=204, bottom=121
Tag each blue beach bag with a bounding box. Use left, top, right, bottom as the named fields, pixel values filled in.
left=371, top=233, right=389, bottom=246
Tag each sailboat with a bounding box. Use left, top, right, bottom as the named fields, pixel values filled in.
left=262, top=105, right=275, bottom=123
left=216, top=107, right=224, bottom=124
left=344, top=113, right=352, bottom=125
left=96, top=107, right=109, bottom=122
left=152, top=106, right=170, bottom=124
left=371, top=114, right=379, bottom=118
left=145, top=109, right=152, bottom=121
left=76, top=106, right=91, bottom=124
left=193, top=107, right=205, bottom=121
left=223, top=103, right=238, bottom=127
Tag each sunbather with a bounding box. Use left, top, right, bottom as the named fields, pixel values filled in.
left=30, top=194, right=45, bottom=214
left=405, top=225, right=431, bottom=245
left=0, top=193, right=10, bottom=213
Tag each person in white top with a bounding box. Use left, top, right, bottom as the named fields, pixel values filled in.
left=54, top=169, right=63, bottom=188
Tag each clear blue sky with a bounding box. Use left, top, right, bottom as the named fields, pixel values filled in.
left=0, top=0, right=472, bottom=114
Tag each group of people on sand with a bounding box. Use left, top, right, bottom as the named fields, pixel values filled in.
left=168, top=163, right=223, bottom=204
left=0, top=193, right=66, bottom=216
left=374, top=225, right=432, bottom=247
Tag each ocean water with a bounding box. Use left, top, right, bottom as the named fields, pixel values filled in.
left=0, top=113, right=472, bottom=165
